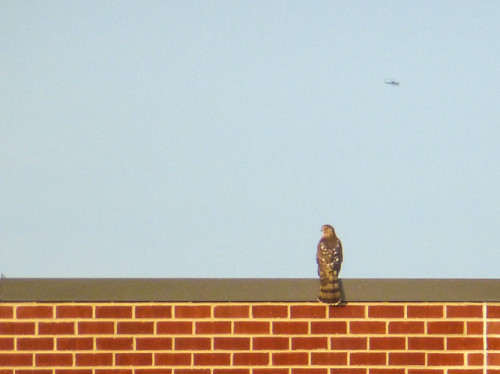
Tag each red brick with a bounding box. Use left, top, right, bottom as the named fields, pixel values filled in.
left=467, top=321, right=483, bottom=334
left=234, top=321, right=269, bottom=334
left=174, top=305, right=210, bottom=318
left=311, top=321, right=347, bottom=334
left=489, top=322, right=500, bottom=334
left=17, top=338, right=54, bottom=351
left=75, top=353, right=113, bottom=366
left=488, top=353, right=500, bottom=365
left=95, top=305, right=132, bottom=319
left=293, top=370, right=328, bottom=374
left=195, top=321, right=231, bottom=334
left=369, top=337, right=405, bottom=350
left=39, top=322, right=75, bottom=335
left=253, top=337, right=289, bottom=350
left=350, top=321, right=386, bottom=334
left=213, top=370, right=248, bottom=374
left=389, top=352, right=425, bottom=365
left=488, top=305, right=500, bottom=318
left=427, top=321, right=464, bottom=335
left=467, top=353, right=483, bottom=365
left=368, top=305, right=404, bottom=318
left=174, top=370, right=209, bottom=374
left=273, top=321, right=308, bottom=334
left=447, top=305, right=483, bottom=318
left=427, top=353, right=464, bottom=366
left=214, top=337, right=250, bottom=350
left=0, top=322, right=35, bottom=335
left=0, top=306, right=13, bottom=318
left=330, top=337, right=367, bottom=350
left=489, top=337, right=500, bottom=350
left=370, top=370, right=404, bottom=374
left=135, top=305, right=172, bottom=318
left=117, top=322, right=154, bottom=335
left=57, top=370, right=94, bottom=374
left=233, top=353, right=269, bottom=366
left=311, top=352, right=347, bottom=365
left=252, top=305, right=288, bottom=318
left=0, top=338, right=14, bottom=350
left=115, top=353, right=152, bottom=366
left=408, top=337, right=444, bottom=350
left=447, top=337, right=483, bottom=350
left=0, top=370, right=13, bottom=374
left=213, top=305, right=249, bottom=318
left=36, top=353, right=73, bottom=366
left=0, top=353, right=33, bottom=366
left=56, top=305, right=93, bottom=318
left=329, top=304, right=365, bottom=318
left=57, top=338, right=93, bottom=351
left=157, top=321, right=192, bottom=334
left=78, top=321, right=114, bottom=335
left=175, top=338, right=210, bottom=350
left=448, top=371, right=483, bottom=374
left=272, top=352, right=308, bottom=366
left=290, top=305, right=326, bottom=318
left=136, top=337, right=172, bottom=350
left=292, top=337, right=328, bottom=350
left=407, top=370, right=444, bottom=374
left=407, top=305, right=444, bottom=318
left=350, top=353, right=386, bottom=365
left=155, top=353, right=191, bottom=366
left=388, top=321, right=424, bottom=334
left=253, top=370, right=288, bottom=374
left=193, top=353, right=230, bottom=366
left=94, top=371, right=132, bottom=374
left=328, top=370, right=366, bottom=374
left=97, top=338, right=133, bottom=350
left=13, top=371, right=52, bottom=374
left=136, top=370, right=172, bottom=374
left=17, top=306, right=53, bottom=319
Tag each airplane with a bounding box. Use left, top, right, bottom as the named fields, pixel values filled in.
left=385, top=79, right=400, bottom=86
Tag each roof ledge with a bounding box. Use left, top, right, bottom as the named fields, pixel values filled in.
left=1, top=278, right=499, bottom=302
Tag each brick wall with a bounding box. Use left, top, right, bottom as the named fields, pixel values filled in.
left=0, top=302, right=499, bottom=374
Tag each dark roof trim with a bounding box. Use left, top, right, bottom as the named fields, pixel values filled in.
left=1, top=278, right=499, bottom=302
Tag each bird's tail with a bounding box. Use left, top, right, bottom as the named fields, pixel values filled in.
left=318, top=276, right=341, bottom=305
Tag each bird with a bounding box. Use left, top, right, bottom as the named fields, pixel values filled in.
left=316, top=224, right=343, bottom=305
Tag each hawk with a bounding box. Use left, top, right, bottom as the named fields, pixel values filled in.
left=316, top=224, right=343, bottom=305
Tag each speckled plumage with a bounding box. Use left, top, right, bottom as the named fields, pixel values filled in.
left=316, top=224, right=343, bottom=305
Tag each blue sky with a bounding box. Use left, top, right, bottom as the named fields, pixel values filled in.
left=2, top=1, right=499, bottom=278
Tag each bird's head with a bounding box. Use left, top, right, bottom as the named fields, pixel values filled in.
left=321, top=224, right=335, bottom=238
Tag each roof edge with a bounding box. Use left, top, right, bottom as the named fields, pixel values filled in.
left=1, top=278, right=499, bottom=302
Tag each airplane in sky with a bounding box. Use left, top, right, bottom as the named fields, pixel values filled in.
left=385, top=79, right=400, bottom=86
